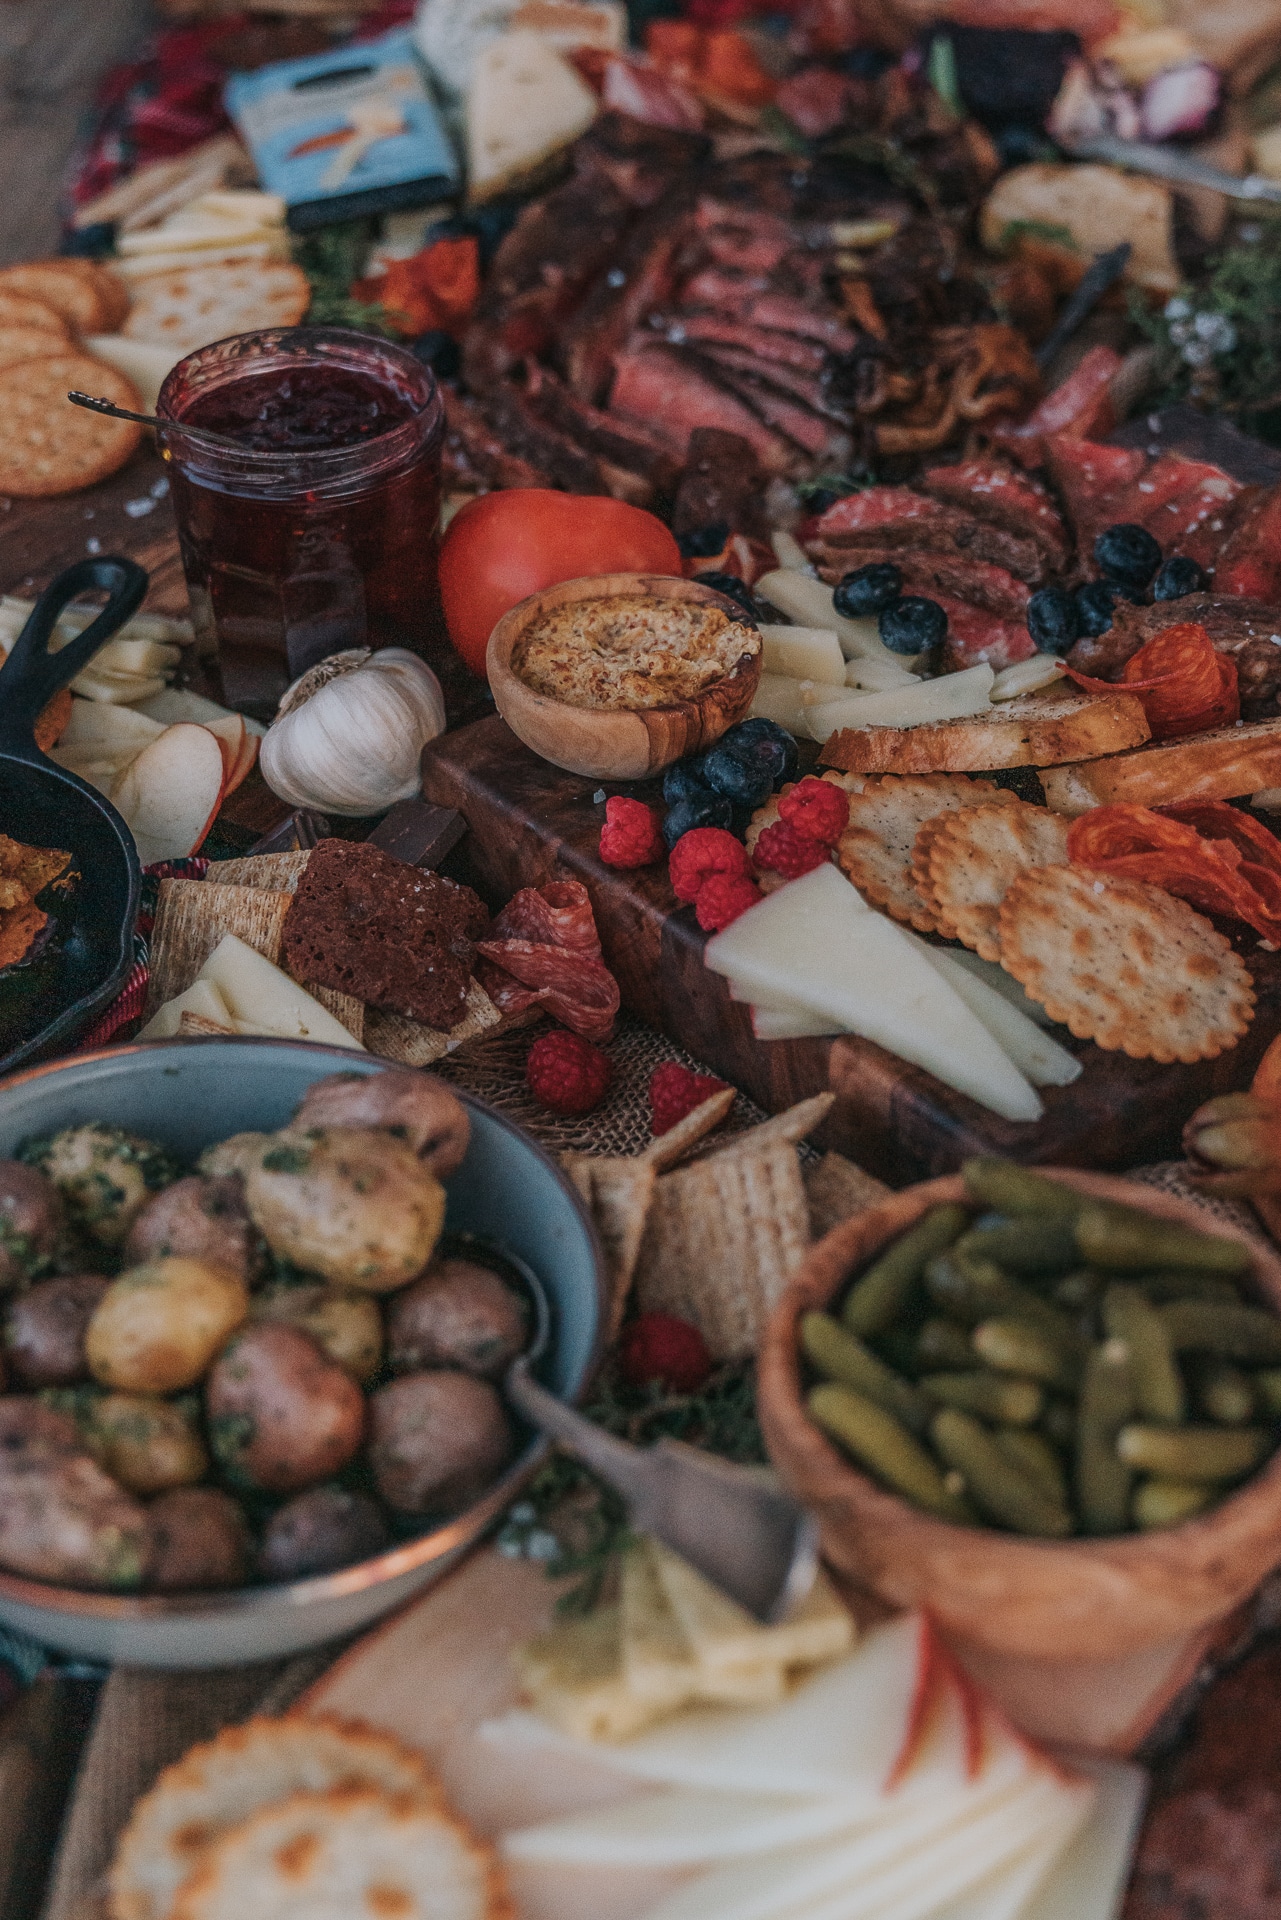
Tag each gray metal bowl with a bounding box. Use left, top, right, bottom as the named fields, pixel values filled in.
left=0, top=1038, right=606, bottom=1669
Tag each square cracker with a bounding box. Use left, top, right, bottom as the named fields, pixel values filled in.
left=563, top=1154, right=656, bottom=1336
left=364, top=981, right=500, bottom=1067
left=920, top=803, right=1070, bottom=961
left=805, top=1151, right=890, bottom=1239
left=838, top=775, right=1022, bottom=933
left=634, top=1143, right=810, bottom=1360
left=206, top=851, right=313, bottom=893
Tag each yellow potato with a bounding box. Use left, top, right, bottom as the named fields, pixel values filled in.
left=244, top=1128, right=446, bottom=1292
left=91, top=1393, right=208, bottom=1495
left=86, top=1256, right=248, bottom=1393
left=250, top=1283, right=384, bottom=1383
left=36, top=1123, right=177, bottom=1247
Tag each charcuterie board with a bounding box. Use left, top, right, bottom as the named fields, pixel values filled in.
left=422, top=714, right=1281, bottom=1184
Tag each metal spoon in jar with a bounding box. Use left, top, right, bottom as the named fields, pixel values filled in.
left=66, top=390, right=249, bottom=455
left=507, top=1266, right=819, bottom=1624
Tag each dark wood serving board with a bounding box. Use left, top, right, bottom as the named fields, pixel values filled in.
left=422, top=714, right=1281, bottom=1185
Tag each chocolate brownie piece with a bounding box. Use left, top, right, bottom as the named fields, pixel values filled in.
left=282, top=840, right=488, bottom=1030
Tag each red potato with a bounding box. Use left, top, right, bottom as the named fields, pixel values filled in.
left=258, top=1486, right=389, bottom=1582
left=292, top=1070, right=471, bottom=1179
left=368, top=1370, right=515, bottom=1514
left=0, top=1398, right=150, bottom=1591
left=0, top=1161, right=63, bottom=1288
left=147, top=1488, right=249, bottom=1591
left=386, top=1259, right=528, bottom=1380
left=123, top=1176, right=260, bottom=1281
left=5, top=1273, right=109, bottom=1386
left=206, top=1323, right=366, bottom=1493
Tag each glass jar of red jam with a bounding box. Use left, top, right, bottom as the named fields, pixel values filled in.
left=157, top=327, right=444, bottom=720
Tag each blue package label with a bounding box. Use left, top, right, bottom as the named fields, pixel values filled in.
left=226, top=29, right=459, bottom=211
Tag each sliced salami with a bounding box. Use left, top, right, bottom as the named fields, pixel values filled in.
left=478, top=881, right=620, bottom=1041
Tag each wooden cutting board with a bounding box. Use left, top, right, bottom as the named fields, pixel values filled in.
left=421, top=715, right=1281, bottom=1184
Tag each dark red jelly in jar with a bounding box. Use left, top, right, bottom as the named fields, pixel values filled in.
left=157, top=328, right=444, bottom=720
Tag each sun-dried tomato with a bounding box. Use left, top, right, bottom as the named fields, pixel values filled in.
left=1068, top=802, right=1281, bottom=943
left=1065, top=622, right=1239, bottom=740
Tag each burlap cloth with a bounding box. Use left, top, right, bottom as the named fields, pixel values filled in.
left=34, top=1014, right=1265, bottom=1920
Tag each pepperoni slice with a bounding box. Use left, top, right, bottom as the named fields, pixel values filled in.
left=1065, top=622, right=1239, bottom=740
left=1068, top=802, right=1281, bottom=943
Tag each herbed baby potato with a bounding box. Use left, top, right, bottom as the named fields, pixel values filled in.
left=206, top=1322, right=366, bottom=1494
left=0, top=1159, right=64, bottom=1287
left=85, top=1258, right=249, bottom=1395
left=291, top=1067, right=471, bottom=1179
left=0, top=1399, right=149, bottom=1590
left=90, top=1393, right=208, bottom=1497
left=242, top=1127, right=447, bottom=1292
left=250, top=1283, right=383, bottom=1384
left=124, top=1176, right=260, bottom=1283
left=147, top=1487, right=249, bottom=1592
left=25, top=1124, right=179, bottom=1247
left=5, top=1273, right=110, bottom=1387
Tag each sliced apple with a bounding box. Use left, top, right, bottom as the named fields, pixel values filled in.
left=111, top=721, right=225, bottom=865
left=198, top=714, right=247, bottom=793
left=48, top=745, right=137, bottom=798
left=59, top=700, right=165, bottom=751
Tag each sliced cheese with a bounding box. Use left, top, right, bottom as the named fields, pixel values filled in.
left=96, top=637, right=182, bottom=678
left=651, top=1543, right=854, bottom=1680
left=752, top=1004, right=843, bottom=1040
left=621, top=1541, right=702, bottom=1714
left=119, top=219, right=287, bottom=253
left=769, top=529, right=813, bottom=573
left=71, top=667, right=169, bottom=707
left=756, top=570, right=916, bottom=680
left=467, top=33, right=598, bottom=202
left=84, top=336, right=183, bottom=412
left=189, top=189, right=287, bottom=225
left=941, top=948, right=1058, bottom=1030
left=758, top=624, right=846, bottom=686
left=803, top=665, right=995, bottom=742
left=750, top=673, right=808, bottom=732
left=705, top=865, right=1042, bottom=1123
left=197, top=934, right=364, bottom=1050
left=138, top=977, right=236, bottom=1041
left=990, top=653, right=1066, bottom=701
left=913, top=942, right=1082, bottom=1091
left=844, top=655, right=928, bottom=693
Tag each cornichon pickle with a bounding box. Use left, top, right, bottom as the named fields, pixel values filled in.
left=961, top=1160, right=1081, bottom=1219
left=1076, top=1339, right=1136, bottom=1535
left=1053, top=1270, right=1104, bottom=1310
left=915, top=1317, right=976, bottom=1373
left=1102, top=1285, right=1185, bottom=1424
left=930, top=1407, right=1072, bottom=1537
left=841, top=1204, right=970, bottom=1338
left=1194, top=1361, right=1256, bottom=1427
left=808, top=1384, right=972, bottom=1522
left=1116, top=1423, right=1271, bottom=1482
left=800, top=1313, right=929, bottom=1433
left=1041, top=1398, right=1077, bottom=1449
left=1160, top=1300, right=1281, bottom=1364
left=1075, top=1204, right=1252, bottom=1277
left=972, top=1317, right=1083, bottom=1393
left=995, top=1428, right=1068, bottom=1507
left=1132, top=1272, right=1243, bottom=1305
left=1132, top=1479, right=1216, bottom=1530
left=920, top=1371, right=1043, bottom=1426
left=956, top=1216, right=1080, bottom=1276
left=925, top=1254, right=1077, bottom=1342
left=1252, top=1369, right=1281, bottom=1416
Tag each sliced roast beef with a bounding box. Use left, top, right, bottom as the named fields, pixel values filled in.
left=1214, top=485, right=1281, bottom=601
left=1067, top=592, right=1281, bottom=682
left=989, top=344, right=1122, bottom=469
left=681, top=266, right=773, bottom=308
left=812, top=546, right=1030, bottom=620
left=573, top=112, right=711, bottom=208
left=1044, top=436, right=1248, bottom=578
left=563, top=189, right=696, bottom=404
left=660, top=314, right=828, bottom=373
left=687, top=352, right=844, bottom=459
left=741, top=294, right=855, bottom=351
left=609, top=343, right=797, bottom=472
left=919, top=460, right=1069, bottom=571
left=670, top=427, right=768, bottom=539
left=476, top=385, right=607, bottom=494
left=808, top=486, right=1049, bottom=583
left=463, top=174, right=634, bottom=390
left=689, top=343, right=846, bottom=419
left=523, top=366, right=680, bottom=505
left=441, top=390, right=547, bottom=491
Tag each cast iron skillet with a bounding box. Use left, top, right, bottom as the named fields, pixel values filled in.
left=0, top=556, right=149, bottom=1075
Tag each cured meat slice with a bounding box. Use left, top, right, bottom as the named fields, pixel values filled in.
left=1215, top=485, right=1281, bottom=602
left=610, top=343, right=797, bottom=472
left=935, top=596, right=1035, bottom=673
left=663, top=314, right=828, bottom=373
left=563, top=191, right=694, bottom=403
left=476, top=881, right=620, bottom=1042
left=919, top=460, right=1070, bottom=570
left=1044, top=435, right=1246, bottom=576
left=1067, top=591, right=1281, bottom=682
left=809, top=487, right=1047, bottom=584
left=989, top=344, right=1122, bottom=469
left=812, top=547, right=1031, bottom=621
left=670, top=426, right=767, bottom=538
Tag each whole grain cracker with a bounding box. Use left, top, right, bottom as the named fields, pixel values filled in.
left=641, top=1087, right=736, bottom=1172
left=170, top=1784, right=507, bottom=1920
left=0, top=325, right=63, bottom=371
left=0, top=355, right=142, bottom=497
left=563, top=1153, right=657, bottom=1336
left=997, top=866, right=1254, bottom=1064
left=838, top=775, right=1022, bottom=933
left=145, top=880, right=289, bottom=1015
left=206, top=851, right=313, bottom=893
left=922, top=804, right=1070, bottom=962
left=109, top=1714, right=440, bottom=1920
left=703, top=1092, right=835, bottom=1160
left=804, top=1151, right=890, bottom=1240
left=364, top=981, right=500, bottom=1066
left=745, top=771, right=865, bottom=858
left=634, top=1142, right=810, bottom=1359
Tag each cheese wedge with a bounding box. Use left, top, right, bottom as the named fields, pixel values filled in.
left=651, top=1543, right=854, bottom=1679
left=756, top=571, right=916, bottom=681
left=138, top=977, right=236, bottom=1041
left=752, top=1004, right=843, bottom=1040
left=942, top=948, right=1058, bottom=1030
left=513, top=1604, right=661, bottom=1744
left=758, top=624, right=845, bottom=686
left=990, top=653, right=1066, bottom=701
left=803, top=665, right=995, bottom=743
left=197, top=934, right=364, bottom=1049
left=912, top=942, right=1082, bottom=1090
left=620, top=1542, right=702, bottom=1714
left=705, top=866, right=1042, bottom=1123
left=467, top=33, right=598, bottom=202
left=750, top=672, right=808, bottom=733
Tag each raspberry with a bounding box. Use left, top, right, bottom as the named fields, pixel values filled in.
left=650, top=1060, right=730, bottom=1136
left=778, top=776, right=850, bottom=847
left=668, top=826, right=750, bottom=903
left=599, top=795, right=665, bottom=868
left=619, top=1311, right=713, bottom=1393
left=753, top=820, right=831, bottom=879
left=525, top=1031, right=612, bottom=1115
left=695, top=871, right=760, bottom=931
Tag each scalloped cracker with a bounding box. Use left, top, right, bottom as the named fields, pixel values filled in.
left=997, top=866, right=1254, bottom=1063
left=920, top=804, right=1070, bottom=961
left=837, top=774, right=1021, bottom=933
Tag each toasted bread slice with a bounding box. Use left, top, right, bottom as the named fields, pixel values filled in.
left=1041, top=716, right=1281, bottom=815
left=819, top=687, right=1149, bottom=776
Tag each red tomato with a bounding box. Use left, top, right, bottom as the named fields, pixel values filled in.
left=438, top=490, right=682, bottom=677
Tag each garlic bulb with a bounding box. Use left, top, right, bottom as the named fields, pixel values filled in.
left=260, top=648, right=446, bottom=816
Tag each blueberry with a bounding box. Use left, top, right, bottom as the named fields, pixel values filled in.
left=662, top=758, right=713, bottom=805
left=1025, top=587, right=1079, bottom=653
left=694, top=572, right=760, bottom=622
left=724, top=716, right=799, bottom=785
left=676, top=520, right=729, bottom=559
left=700, top=738, right=776, bottom=808
left=1152, top=555, right=1208, bottom=601
left=833, top=562, right=902, bottom=618
left=1094, top=523, right=1162, bottom=592
left=663, top=792, right=734, bottom=849
left=879, top=596, right=947, bottom=654
left=1075, top=580, right=1125, bottom=637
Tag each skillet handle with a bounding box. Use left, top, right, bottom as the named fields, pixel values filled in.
left=0, top=557, right=149, bottom=751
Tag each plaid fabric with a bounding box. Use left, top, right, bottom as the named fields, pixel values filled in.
left=74, top=856, right=210, bottom=1052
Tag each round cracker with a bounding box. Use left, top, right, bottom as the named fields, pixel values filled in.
left=838, top=774, right=1021, bottom=933
left=109, top=1713, right=441, bottom=1920
left=0, top=260, right=106, bottom=333
left=0, top=355, right=142, bottom=497
left=170, top=1784, right=507, bottom=1920
left=996, top=865, right=1254, bottom=1064
left=0, top=290, right=68, bottom=335
left=0, top=325, right=66, bottom=372
left=922, top=804, right=1070, bottom=962
left=123, top=260, right=310, bottom=355
left=90, top=261, right=131, bottom=332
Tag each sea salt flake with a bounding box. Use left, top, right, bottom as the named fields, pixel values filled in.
left=124, top=496, right=157, bottom=518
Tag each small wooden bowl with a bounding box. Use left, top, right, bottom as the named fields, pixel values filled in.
left=758, top=1169, right=1281, bottom=1664
left=485, top=573, right=762, bottom=781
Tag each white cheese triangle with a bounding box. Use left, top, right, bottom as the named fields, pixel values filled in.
left=196, top=934, right=364, bottom=1050
left=912, top=941, right=1082, bottom=1090
left=467, top=32, right=598, bottom=202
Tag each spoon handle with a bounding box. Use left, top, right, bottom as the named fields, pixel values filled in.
left=505, top=1357, right=654, bottom=1505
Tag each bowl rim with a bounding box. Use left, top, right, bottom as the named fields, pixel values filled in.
left=0, top=1034, right=609, bottom=1621
left=485, top=571, right=763, bottom=723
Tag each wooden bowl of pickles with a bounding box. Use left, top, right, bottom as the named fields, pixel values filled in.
left=757, top=1160, right=1281, bottom=1663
